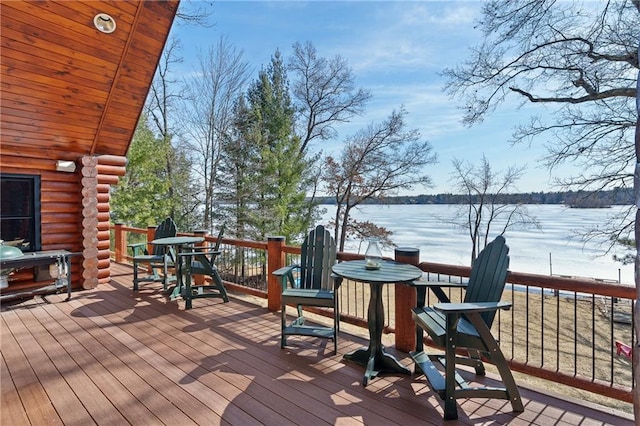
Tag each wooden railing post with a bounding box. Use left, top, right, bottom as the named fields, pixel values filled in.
left=114, top=222, right=126, bottom=263
left=394, top=247, right=420, bottom=352
left=145, top=225, right=156, bottom=252
left=267, top=236, right=286, bottom=312
left=194, top=230, right=208, bottom=285
left=145, top=225, right=156, bottom=273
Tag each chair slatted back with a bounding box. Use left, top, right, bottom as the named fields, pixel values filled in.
left=191, top=225, right=225, bottom=273
left=212, top=225, right=225, bottom=252
left=299, top=225, right=337, bottom=291
left=463, top=235, right=510, bottom=327
left=151, top=218, right=177, bottom=256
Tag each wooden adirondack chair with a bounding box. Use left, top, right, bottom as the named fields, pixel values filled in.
left=273, top=225, right=343, bottom=354
left=178, top=226, right=229, bottom=310
left=130, top=217, right=177, bottom=291
left=410, top=235, right=523, bottom=420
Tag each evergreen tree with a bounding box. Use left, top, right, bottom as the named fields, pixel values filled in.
left=216, top=96, right=261, bottom=239
left=244, top=51, right=310, bottom=243
left=111, top=115, right=173, bottom=227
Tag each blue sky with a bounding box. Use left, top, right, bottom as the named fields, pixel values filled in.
left=172, top=1, right=578, bottom=195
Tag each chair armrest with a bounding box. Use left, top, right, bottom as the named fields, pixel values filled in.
left=273, top=264, right=301, bottom=291
left=272, top=264, right=300, bottom=277
left=433, top=301, right=512, bottom=314
left=411, top=280, right=468, bottom=306
left=411, top=279, right=467, bottom=289
left=177, top=249, right=221, bottom=257
left=127, top=242, right=147, bottom=256
left=192, top=249, right=222, bottom=256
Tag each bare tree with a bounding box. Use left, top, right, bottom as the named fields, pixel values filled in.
left=443, top=0, right=639, bottom=244
left=323, top=108, right=437, bottom=250
left=443, top=2, right=640, bottom=412
left=288, top=41, right=372, bottom=229
left=288, top=41, right=372, bottom=154
left=450, top=155, right=539, bottom=262
left=174, top=0, right=214, bottom=27
left=144, top=37, right=199, bottom=230
left=180, top=36, right=251, bottom=232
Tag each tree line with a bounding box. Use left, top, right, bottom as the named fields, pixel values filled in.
left=314, top=188, right=634, bottom=207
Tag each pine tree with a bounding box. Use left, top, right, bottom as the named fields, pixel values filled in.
left=243, top=51, right=310, bottom=243
left=111, top=115, right=173, bottom=227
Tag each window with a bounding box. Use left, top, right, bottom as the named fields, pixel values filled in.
left=0, top=174, right=41, bottom=252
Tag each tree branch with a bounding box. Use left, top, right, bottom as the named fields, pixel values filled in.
left=509, top=86, right=636, bottom=103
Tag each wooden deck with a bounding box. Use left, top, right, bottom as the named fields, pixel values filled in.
left=1, top=263, right=634, bottom=425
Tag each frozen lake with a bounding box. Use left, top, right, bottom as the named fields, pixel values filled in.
left=319, top=204, right=634, bottom=285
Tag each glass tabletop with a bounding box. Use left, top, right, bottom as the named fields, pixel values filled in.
left=332, top=259, right=422, bottom=284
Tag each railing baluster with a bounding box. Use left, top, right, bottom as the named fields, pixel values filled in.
left=540, top=286, right=544, bottom=367
left=591, top=293, right=596, bottom=381
left=525, top=285, right=530, bottom=364
left=573, top=291, right=578, bottom=377
left=555, top=291, right=560, bottom=372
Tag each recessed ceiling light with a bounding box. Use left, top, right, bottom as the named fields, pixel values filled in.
left=93, top=13, right=116, bottom=34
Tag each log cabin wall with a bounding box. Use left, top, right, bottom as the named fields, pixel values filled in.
left=0, top=1, right=179, bottom=294
left=1, top=157, right=83, bottom=293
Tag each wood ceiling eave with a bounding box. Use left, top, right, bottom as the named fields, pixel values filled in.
left=0, top=0, right=179, bottom=161
left=90, top=1, right=178, bottom=156
left=89, top=1, right=143, bottom=155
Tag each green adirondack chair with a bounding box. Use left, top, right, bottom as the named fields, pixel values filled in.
left=410, top=235, right=523, bottom=420
left=178, top=226, right=229, bottom=310
left=130, top=217, right=177, bottom=291
left=273, top=225, right=343, bottom=355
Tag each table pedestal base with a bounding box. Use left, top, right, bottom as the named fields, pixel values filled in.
left=344, top=347, right=411, bottom=386
left=331, top=260, right=422, bottom=387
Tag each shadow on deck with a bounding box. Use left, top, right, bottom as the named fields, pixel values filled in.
left=1, top=263, right=634, bottom=425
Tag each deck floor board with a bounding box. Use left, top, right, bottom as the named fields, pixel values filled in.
left=1, top=263, right=634, bottom=426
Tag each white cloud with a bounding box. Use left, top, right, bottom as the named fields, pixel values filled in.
left=324, top=2, right=482, bottom=77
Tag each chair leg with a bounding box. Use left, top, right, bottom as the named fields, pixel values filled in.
left=296, top=304, right=305, bottom=325
left=162, top=256, right=169, bottom=291
left=281, top=301, right=287, bottom=349
left=469, top=312, right=524, bottom=413
left=133, top=259, right=139, bottom=291
left=333, top=315, right=339, bottom=355
left=443, top=312, right=459, bottom=421
left=480, top=331, right=524, bottom=412
left=333, top=299, right=339, bottom=355
left=184, top=265, right=193, bottom=310
left=210, top=269, right=229, bottom=302
left=468, top=348, right=486, bottom=375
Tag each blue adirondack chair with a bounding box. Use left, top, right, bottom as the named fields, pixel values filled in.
left=130, top=217, right=177, bottom=291
left=410, top=235, right=523, bottom=420
left=273, top=225, right=343, bottom=355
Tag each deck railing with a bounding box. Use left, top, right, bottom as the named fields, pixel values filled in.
left=111, top=223, right=635, bottom=404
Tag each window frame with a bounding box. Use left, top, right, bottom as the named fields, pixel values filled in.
left=0, top=173, right=41, bottom=252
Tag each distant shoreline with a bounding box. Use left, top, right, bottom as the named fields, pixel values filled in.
left=313, top=188, right=632, bottom=206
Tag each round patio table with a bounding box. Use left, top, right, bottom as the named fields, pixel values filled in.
left=331, top=259, right=422, bottom=386
left=151, top=236, right=204, bottom=300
